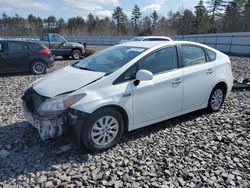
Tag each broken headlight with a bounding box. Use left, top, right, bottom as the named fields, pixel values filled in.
left=38, top=93, right=86, bottom=115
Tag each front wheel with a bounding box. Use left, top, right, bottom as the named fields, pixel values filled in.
left=31, top=61, right=47, bottom=75
left=207, top=85, right=226, bottom=112
left=71, top=50, right=81, bottom=60
left=81, top=107, right=124, bottom=152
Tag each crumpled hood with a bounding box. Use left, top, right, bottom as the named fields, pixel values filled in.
left=33, top=65, right=105, bottom=98
left=69, top=42, right=84, bottom=48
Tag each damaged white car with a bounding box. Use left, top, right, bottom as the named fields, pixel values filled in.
left=22, top=41, right=233, bottom=152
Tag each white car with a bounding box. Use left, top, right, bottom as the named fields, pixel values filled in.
left=22, top=41, right=233, bottom=152
left=128, top=36, right=172, bottom=42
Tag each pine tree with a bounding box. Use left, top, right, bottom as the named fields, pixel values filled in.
left=206, top=0, right=228, bottom=23
left=112, top=6, right=126, bottom=35
left=151, top=10, right=159, bottom=28
left=131, top=5, right=141, bottom=35
left=193, top=0, right=210, bottom=33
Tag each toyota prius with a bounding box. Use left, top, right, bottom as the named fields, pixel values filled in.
left=22, top=41, right=233, bottom=152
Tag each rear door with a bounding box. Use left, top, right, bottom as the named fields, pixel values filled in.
left=6, top=41, right=30, bottom=71
left=180, top=44, right=215, bottom=110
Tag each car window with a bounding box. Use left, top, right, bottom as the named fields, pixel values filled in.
left=0, top=43, right=3, bottom=52
left=7, top=42, right=27, bottom=52
left=41, top=35, right=49, bottom=41
left=138, top=46, right=178, bottom=74
left=28, top=42, right=44, bottom=50
left=51, top=35, right=65, bottom=43
left=181, top=45, right=206, bottom=67
left=74, top=46, right=147, bottom=73
left=205, top=48, right=216, bottom=61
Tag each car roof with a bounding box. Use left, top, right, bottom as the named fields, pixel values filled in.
left=118, top=40, right=214, bottom=50
left=0, top=39, right=41, bottom=44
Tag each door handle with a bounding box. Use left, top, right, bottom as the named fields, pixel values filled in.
left=207, top=69, right=214, bottom=75
left=172, top=79, right=182, bottom=85
left=122, top=93, right=131, bottom=97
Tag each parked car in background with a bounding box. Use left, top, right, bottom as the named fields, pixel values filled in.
left=128, top=36, right=172, bottom=42
left=22, top=41, right=233, bottom=152
left=0, top=40, right=54, bottom=75
left=40, top=33, right=86, bottom=60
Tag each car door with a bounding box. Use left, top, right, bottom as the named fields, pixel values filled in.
left=132, top=46, right=183, bottom=125
left=6, top=41, right=30, bottom=71
left=180, top=44, right=215, bottom=110
left=0, top=41, right=9, bottom=72
left=50, top=34, right=69, bottom=56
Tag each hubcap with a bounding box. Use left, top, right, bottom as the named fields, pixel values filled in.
left=91, top=116, right=119, bottom=146
left=211, top=89, right=224, bottom=110
left=33, top=62, right=46, bottom=74
left=73, top=51, right=80, bottom=59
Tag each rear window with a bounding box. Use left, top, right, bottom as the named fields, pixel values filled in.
left=28, top=42, right=45, bottom=50
left=40, top=35, right=49, bottom=41
left=205, top=48, right=216, bottom=61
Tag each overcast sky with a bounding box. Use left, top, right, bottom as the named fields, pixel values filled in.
left=0, top=0, right=200, bottom=19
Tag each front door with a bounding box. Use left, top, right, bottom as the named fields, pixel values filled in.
left=132, top=46, right=183, bottom=125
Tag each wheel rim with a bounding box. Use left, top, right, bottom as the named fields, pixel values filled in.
left=73, top=51, right=80, bottom=59
left=33, top=62, right=46, bottom=74
left=91, top=116, right=119, bottom=146
left=211, top=89, right=224, bottom=110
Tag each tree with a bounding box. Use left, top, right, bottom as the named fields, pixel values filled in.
left=243, top=0, right=250, bottom=31
left=112, top=6, right=126, bottom=35
left=206, top=0, right=228, bottom=23
left=131, top=5, right=141, bottom=34
left=193, top=0, right=210, bottom=33
left=151, top=10, right=159, bottom=27
left=180, top=9, right=194, bottom=34
left=141, top=16, right=153, bottom=35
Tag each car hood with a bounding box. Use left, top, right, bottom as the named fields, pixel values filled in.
left=33, top=65, right=105, bottom=98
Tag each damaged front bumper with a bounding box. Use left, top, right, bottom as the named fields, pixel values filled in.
left=23, top=102, right=66, bottom=140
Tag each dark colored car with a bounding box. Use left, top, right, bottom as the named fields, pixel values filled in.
left=0, top=40, right=54, bottom=75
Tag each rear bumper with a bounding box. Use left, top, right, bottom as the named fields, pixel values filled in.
left=47, top=57, right=54, bottom=68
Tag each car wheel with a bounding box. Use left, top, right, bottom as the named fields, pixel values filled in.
left=207, top=85, right=226, bottom=112
left=31, top=61, right=47, bottom=75
left=71, top=50, right=81, bottom=60
left=81, top=107, right=124, bottom=152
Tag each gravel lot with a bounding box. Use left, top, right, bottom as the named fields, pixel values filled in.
left=0, top=54, right=249, bottom=188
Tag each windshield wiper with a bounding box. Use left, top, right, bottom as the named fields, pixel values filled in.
left=72, top=64, right=94, bottom=71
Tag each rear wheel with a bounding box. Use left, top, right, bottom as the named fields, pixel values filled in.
left=31, top=61, right=47, bottom=75
left=81, top=107, right=124, bottom=152
left=71, top=49, right=81, bottom=60
left=207, top=85, right=226, bottom=112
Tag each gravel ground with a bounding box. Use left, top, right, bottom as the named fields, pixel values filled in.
left=0, top=55, right=249, bottom=188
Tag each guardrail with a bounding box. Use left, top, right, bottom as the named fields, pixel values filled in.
left=1, top=32, right=250, bottom=57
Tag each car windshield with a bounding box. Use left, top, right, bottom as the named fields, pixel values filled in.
left=73, top=46, right=147, bottom=73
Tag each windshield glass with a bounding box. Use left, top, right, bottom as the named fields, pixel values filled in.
left=73, top=46, right=147, bottom=73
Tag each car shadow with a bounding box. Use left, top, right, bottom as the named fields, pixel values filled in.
left=0, top=109, right=207, bottom=182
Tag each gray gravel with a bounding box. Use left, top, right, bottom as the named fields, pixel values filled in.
left=0, top=56, right=249, bottom=187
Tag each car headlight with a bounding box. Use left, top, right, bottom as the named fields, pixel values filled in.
left=38, top=93, right=86, bottom=115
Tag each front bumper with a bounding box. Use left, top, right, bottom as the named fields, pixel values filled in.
left=23, top=102, right=66, bottom=140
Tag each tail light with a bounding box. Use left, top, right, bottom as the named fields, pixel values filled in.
left=38, top=48, right=51, bottom=55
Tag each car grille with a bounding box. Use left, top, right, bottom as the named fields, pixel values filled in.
left=22, top=87, right=48, bottom=114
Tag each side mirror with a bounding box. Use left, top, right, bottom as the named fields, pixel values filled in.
left=135, top=69, right=153, bottom=81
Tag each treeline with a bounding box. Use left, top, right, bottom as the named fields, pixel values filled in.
left=0, top=0, right=249, bottom=37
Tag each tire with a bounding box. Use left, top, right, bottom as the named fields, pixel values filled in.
left=81, top=107, right=124, bottom=152
left=207, top=85, right=226, bottom=112
left=71, top=49, right=81, bottom=60
left=31, top=61, right=47, bottom=75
